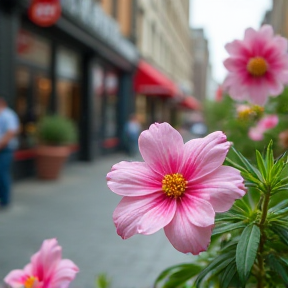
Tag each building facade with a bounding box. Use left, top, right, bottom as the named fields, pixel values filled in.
left=0, top=0, right=138, bottom=178
left=191, top=28, right=210, bottom=102
left=100, top=0, right=197, bottom=128
left=262, top=0, right=288, bottom=38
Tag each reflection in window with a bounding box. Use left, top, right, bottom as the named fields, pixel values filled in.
left=57, top=80, right=81, bottom=121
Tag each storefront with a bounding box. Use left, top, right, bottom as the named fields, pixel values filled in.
left=134, top=60, right=180, bottom=128
left=0, top=0, right=138, bottom=178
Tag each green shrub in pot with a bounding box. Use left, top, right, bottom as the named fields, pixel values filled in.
left=37, top=115, right=77, bottom=146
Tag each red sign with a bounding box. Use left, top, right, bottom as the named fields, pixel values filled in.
left=28, top=0, right=61, bottom=27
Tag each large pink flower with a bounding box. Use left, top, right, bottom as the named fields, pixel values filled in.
left=223, top=25, right=288, bottom=106
left=4, top=239, right=78, bottom=288
left=107, top=123, right=245, bottom=254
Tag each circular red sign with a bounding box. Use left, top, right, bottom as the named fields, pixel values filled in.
left=28, top=0, right=61, bottom=27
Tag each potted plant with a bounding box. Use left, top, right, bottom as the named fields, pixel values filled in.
left=35, top=115, right=77, bottom=180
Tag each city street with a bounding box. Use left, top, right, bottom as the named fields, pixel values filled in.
left=0, top=152, right=193, bottom=288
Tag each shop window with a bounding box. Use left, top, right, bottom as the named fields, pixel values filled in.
left=15, top=67, right=51, bottom=149
left=17, top=29, right=51, bottom=68
left=56, top=46, right=81, bottom=122
left=104, top=71, right=118, bottom=140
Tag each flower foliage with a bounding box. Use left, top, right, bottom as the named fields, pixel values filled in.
left=107, top=122, right=245, bottom=254
left=154, top=142, right=288, bottom=287
left=4, top=239, right=78, bottom=288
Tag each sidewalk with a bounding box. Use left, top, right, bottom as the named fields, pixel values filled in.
left=0, top=152, right=193, bottom=288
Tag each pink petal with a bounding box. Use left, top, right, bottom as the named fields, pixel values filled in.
left=247, top=82, right=270, bottom=106
left=139, top=122, right=184, bottom=176
left=259, top=25, right=274, bottom=40
left=31, top=239, right=62, bottom=282
left=190, top=166, right=246, bottom=213
left=113, top=193, right=176, bottom=239
left=4, top=270, right=29, bottom=287
left=179, top=131, right=230, bottom=181
left=49, top=259, right=79, bottom=288
left=223, top=58, right=246, bottom=72
left=107, top=161, right=161, bottom=196
left=164, top=201, right=214, bottom=254
left=225, top=40, right=251, bottom=58
left=178, top=194, right=215, bottom=227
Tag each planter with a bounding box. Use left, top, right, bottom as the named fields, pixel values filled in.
left=35, top=145, right=70, bottom=180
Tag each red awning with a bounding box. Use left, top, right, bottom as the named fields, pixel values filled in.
left=134, top=60, right=179, bottom=97
left=180, top=96, right=201, bottom=110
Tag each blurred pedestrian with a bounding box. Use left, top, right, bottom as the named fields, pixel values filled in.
left=124, top=114, right=141, bottom=156
left=0, top=97, right=19, bottom=208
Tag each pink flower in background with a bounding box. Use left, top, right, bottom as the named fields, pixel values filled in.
left=258, top=114, right=278, bottom=130
left=107, top=123, right=245, bottom=254
left=248, top=115, right=278, bottom=141
left=4, top=239, right=78, bottom=288
left=223, top=25, right=288, bottom=106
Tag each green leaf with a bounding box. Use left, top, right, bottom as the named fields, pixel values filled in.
left=268, top=199, right=288, bottom=214
left=195, top=251, right=235, bottom=287
left=266, top=254, right=288, bottom=284
left=215, top=212, right=246, bottom=222
left=265, top=140, right=274, bottom=175
left=271, top=225, right=288, bottom=246
left=153, top=264, right=202, bottom=288
left=220, top=263, right=237, bottom=288
left=212, top=221, right=246, bottom=236
left=256, top=150, right=267, bottom=179
left=231, top=146, right=263, bottom=180
left=236, top=224, right=260, bottom=284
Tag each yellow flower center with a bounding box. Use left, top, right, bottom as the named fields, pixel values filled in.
left=24, top=276, right=38, bottom=288
left=162, top=173, right=187, bottom=198
left=247, top=57, right=268, bottom=77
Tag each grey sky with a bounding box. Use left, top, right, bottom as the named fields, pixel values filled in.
left=189, top=0, right=272, bottom=83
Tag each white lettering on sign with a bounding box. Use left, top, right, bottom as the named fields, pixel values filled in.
left=35, top=4, right=57, bottom=17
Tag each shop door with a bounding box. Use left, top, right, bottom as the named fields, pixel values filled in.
left=15, top=66, right=51, bottom=149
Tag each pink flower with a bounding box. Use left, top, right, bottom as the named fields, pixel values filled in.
left=258, top=114, right=278, bottom=130
left=107, top=123, right=245, bottom=254
left=248, top=114, right=278, bottom=141
left=248, top=126, right=264, bottom=141
left=223, top=25, right=288, bottom=106
left=4, top=239, right=78, bottom=288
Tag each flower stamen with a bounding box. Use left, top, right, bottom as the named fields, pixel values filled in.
left=24, top=276, right=38, bottom=288
left=162, top=173, right=187, bottom=198
left=247, top=57, right=268, bottom=77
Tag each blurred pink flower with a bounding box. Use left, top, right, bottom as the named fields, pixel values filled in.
left=107, top=123, right=245, bottom=254
left=248, top=126, right=264, bottom=141
left=223, top=25, right=288, bottom=106
left=4, top=239, right=78, bottom=288
left=248, top=115, right=278, bottom=141
left=258, top=114, right=278, bottom=129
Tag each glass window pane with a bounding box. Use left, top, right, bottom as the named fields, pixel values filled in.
left=17, top=29, right=51, bottom=68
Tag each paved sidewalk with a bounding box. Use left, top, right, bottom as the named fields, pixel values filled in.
left=0, top=153, right=194, bottom=288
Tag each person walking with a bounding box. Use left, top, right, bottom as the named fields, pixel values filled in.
left=124, top=114, right=141, bottom=156
left=0, top=97, right=19, bottom=208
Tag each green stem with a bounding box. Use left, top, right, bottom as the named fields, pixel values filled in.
left=257, top=189, right=271, bottom=288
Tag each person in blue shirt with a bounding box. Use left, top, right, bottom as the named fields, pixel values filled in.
left=0, top=97, right=19, bottom=208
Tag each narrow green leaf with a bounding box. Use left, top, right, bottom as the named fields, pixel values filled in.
left=225, top=157, right=248, bottom=173
left=236, top=224, right=260, bottom=284
left=215, top=212, right=246, bottom=222
left=212, top=221, right=246, bottom=236
left=220, top=262, right=237, bottom=288
left=195, top=251, right=235, bottom=287
left=153, top=264, right=201, bottom=288
left=266, top=254, right=288, bottom=284
left=271, top=225, right=288, bottom=246
left=256, top=150, right=267, bottom=179
left=268, top=199, right=288, bottom=214
left=265, top=140, right=274, bottom=173
left=231, top=146, right=262, bottom=180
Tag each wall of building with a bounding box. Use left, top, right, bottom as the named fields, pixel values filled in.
left=191, top=28, right=209, bottom=102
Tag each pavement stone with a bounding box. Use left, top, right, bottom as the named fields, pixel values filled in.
left=0, top=152, right=196, bottom=288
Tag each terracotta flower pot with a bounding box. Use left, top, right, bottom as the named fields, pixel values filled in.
left=35, top=145, right=71, bottom=180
